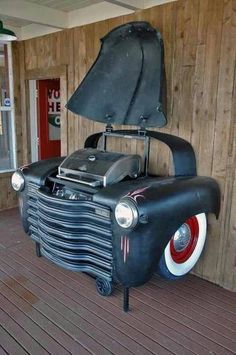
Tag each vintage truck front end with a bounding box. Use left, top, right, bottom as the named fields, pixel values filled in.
left=12, top=129, right=220, bottom=311
left=12, top=21, right=220, bottom=311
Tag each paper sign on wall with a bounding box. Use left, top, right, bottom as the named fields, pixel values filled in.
left=48, top=88, right=60, bottom=141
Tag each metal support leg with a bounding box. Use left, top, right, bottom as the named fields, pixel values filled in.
left=35, top=242, right=41, bottom=257
left=123, top=287, right=129, bottom=312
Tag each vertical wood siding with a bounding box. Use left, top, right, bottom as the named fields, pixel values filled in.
left=1, top=0, right=235, bottom=290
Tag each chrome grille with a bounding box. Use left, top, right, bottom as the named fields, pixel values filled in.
left=27, top=182, right=39, bottom=242
left=27, top=186, right=113, bottom=280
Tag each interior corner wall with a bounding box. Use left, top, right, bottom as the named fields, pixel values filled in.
left=6, top=0, right=236, bottom=291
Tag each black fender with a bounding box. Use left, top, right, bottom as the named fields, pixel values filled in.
left=85, top=129, right=197, bottom=177
left=94, top=176, right=220, bottom=287
left=19, top=156, right=64, bottom=186
left=17, top=157, right=64, bottom=233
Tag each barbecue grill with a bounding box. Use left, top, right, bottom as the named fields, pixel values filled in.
left=12, top=22, right=220, bottom=311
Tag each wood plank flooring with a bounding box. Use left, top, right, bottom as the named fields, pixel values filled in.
left=0, top=208, right=235, bottom=355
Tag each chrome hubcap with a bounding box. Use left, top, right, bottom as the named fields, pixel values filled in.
left=173, top=224, right=191, bottom=252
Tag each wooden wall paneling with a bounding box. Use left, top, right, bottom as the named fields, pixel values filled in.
left=221, top=138, right=236, bottom=291
left=219, top=5, right=236, bottom=290
left=225, top=159, right=236, bottom=291
left=60, top=70, right=68, bottom=157
left=106, top=17, right=124, bottom=154
left=190, top=5, right=208, bottom=277
left=81, top=25, right=94, bottom=151
left=159, top=0, right=184, bottom=178
left=133, top=9, right=156, bottom=167
left=74, top=26, right=87, bottom=150
left=66, top=30, right=75, bottom=155
left=58, top=30, right=72, bottom=156
left=54, top=32, right=62, bottom=66
left=197, top=0, right=223, bottom=175
left=222, top=0, right=236, bottom=291
left=60, top=30, right=72, bottom=66
left=0, top=176, right=6, bottom=211
left=92, top=20, right=109, bottom=138
left=169, top=1, right=184, bottom=137
left=0, top=177, right=3, bottom=210
left=148, top=5, right=166, bottom=176
left=197, top=0, right=224, bottom=283
left=73, top=26, right=86, bottom=151
left=24, top=39, right=37, bottom=70
left=220, top=100, right=236, bottom=291
left=48, top=34, right=57, bottom=68
left=116, top=12, right=137, bottom=158
left=36, top=36, right=49, bottom=69
left=0, top=176, right=4, bottom=211
left=229, top=166, right=236, bottom=291
left=133, top=0, right=151, bottom=159
left=122, top=11, right=149, bottom=158
left=12, top=42, right=23, bottom=168
left=173, top=0, right=198, bottom=178
left=25, top=65, right=67, bottom=81
left=19, top=42, right=30, bottom=165
left=158, top=3, right=176, bottom=176
left=49, top=33, right=57, bottom=67
left=80, top=24, right=95, bottom=147
left=34, top=37, right=41, bottom=68
left=213, top=0, right=236, bottom=287
left=175, top=0, right=199, bottom=276
left=5, top=176, right=17, bottom=208
left=0, top=174, right=17, bottom=211
left=160, top=2, right=175, bottom=119
left=178, top=0, right=198, bottom=141
left=190, top=0, right=209, bottom=166
left=189, top=0, right=223, bottom=281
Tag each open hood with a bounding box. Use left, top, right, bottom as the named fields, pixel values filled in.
left=67, top=21, right=167, bottom=128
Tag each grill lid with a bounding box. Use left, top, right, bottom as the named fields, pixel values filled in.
left=66, top=21, right=167, bottom=128
left=58, top=148, right=141, bottom=187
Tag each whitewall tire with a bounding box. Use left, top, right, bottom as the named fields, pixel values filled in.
left=157, top=213, right=207, bottom=280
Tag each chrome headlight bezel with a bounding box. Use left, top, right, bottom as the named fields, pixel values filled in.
left=11, top=171, right=25, bottom=192
left=115, top=198, right=139, bottom=229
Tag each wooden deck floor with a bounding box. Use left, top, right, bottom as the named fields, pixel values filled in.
left=0, top=208, right=235, bottom=355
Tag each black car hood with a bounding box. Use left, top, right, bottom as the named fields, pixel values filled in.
left=66, top=21, right=167, bottom=128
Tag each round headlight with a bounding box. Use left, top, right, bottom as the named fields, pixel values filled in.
left=11, top=171, right=25, bottom=192
left=115, top=199, right=138, bottom=229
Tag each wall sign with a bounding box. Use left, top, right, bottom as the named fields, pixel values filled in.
left=4, top=97, right=11, bottom=106
left=48, top=88, right=60, bottom=141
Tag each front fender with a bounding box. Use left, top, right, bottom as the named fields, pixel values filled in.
left=110, top=176, right=220, bottom=287
left=19, top=156, right=64, bottom=186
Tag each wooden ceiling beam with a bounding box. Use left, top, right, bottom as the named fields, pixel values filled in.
left=105, top=0, right=144, bottom=11
left=106, top=0, right=177, bottom=10
left=0, top=0, right=68, bottom=29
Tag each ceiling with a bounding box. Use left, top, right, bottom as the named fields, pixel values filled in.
left=1, top=14, right=32, bottom=28
left=0, top=0, right=176, bottom=40
left=25, top=0, right=103, bottom=12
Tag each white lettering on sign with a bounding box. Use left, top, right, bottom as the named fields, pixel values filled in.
left=55, top=115, right=61, bottom=125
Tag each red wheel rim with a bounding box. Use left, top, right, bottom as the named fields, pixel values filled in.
left=170, top=216, right=199, bottom=264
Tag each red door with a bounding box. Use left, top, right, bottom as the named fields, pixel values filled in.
left=38, top=79, right=61, bottom=159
